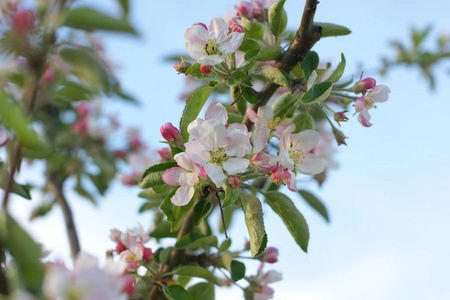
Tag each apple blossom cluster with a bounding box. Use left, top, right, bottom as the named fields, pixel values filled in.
left=162, top=101, right=325, bottom=206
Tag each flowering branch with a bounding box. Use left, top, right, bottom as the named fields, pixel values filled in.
left=243, top=0, right=321, bottom=128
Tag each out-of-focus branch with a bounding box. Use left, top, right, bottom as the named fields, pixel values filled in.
left=46, top=172, right=81, bottom=260
left=243, top=0, right=322, bottom=128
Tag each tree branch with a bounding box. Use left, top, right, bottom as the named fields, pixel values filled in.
left=243, top=0, right=322, bottom=128
left=46, top=172, right=81, bottom=260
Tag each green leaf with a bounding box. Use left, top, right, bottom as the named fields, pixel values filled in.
left=54, top=82, right=93, bottom=101
left=230, top=260, right=246, bottom=282
left=139, top=201, right=162, bottom=213
left=239, top=38, right=262, bottom=52
left=228, top=112, right=244, bottom=123
left=59, top=47, right=111, bottom=92
left=327, top=53, right=346, bottom=83
left=175, top=233, right=218, bottom=249
left=64, top=7, right=136, bottom=34
left=163, top=285, right=192, bottom=300
left=268, top=0, right=288, bottom=37
left=161, top=187, right=178, bottom=222
left=149, top=221, right=178, bottom=238
left=0, top=93, right=47, bottom=151
left=172, top=199, right=195, bottom=232
left=228, top=71, right=251, bottom=87
left=314, top=22, right=351, bottom=37
left=264, top=191, right=309, bottom=252
left=241, top=87, right=259, bottom=104
left=239, top=193, right=267, bottom=257
left=174, top=266, right=221, bottom=285
left=88, top=174, right=108, bottom=195
left=292, top=113, right=314, bottom=133
left=301, top=81, right=333, bottom=105
left=271, top=92, right=300, bottom=119
left=247, top=46, right=284, bottom=62
left=219, top=239, right=232, bottom=252
left=187, top=282, right=215, bottom=300
left=298, top=190, right=329, bottom=222
left=301, top=51, right=319, bottom=80
left=0, top=212, right=44, bottom=293
left=241, top=17, right=264, bottom=40
left=180, top=86, right=215, bottom=141
left=138, top=162, right=177, bottom=189
left=117, top=0, right=129, bottom=17
left=194, top=200, right=213, bottom=225
left=138, top=187, right=167, bottom=200
left=223, top=186, right=239, bottom=208
left=251, top=65, right=290, bottom=88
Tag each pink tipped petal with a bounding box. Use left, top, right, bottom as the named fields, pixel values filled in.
left=296, top=154, right=325, bottom=175
left=358, top=110, right=372, bottom=127
left=278, top=150, right=294, bottom=170
left=209, top=18, right=228, bottom=42
left=287, top=170, right=298, bottom=192
left=247, top=107, right=259, bottom=123
left=187, top=118, right=204, bottom=140
left=223, top=158, right=249, bottom=175
left=195, top=164, right=207, bottom=179
left=292, top=130, right=321, bottom=152
left=204, top=163, right=227, bottom=187
left=185, top=140, right=210, bottom=165
left=225, top=133, right=252, bottom=157
left=279, top=126, right=292, bottom=152
left=258, top=106, right=274, bottom=124
left=227, top=123, right=250, bottom=137
left=361, top=77, right=376, bottom=90
left=134, top=241, right=144, bottom=260
left=126, top=233, right=138, bottom=251
left=171, top=186, right=195, bottom=206
left=218, top=31, right=244, bottom=54
left=205, top=101, right=228, bottom=124
left=252, top=128, right=270, bottom=153
left=110, top=229, right=123, bottom=242
left=185, top=25, right=209, bottom=46
left=179, top=172, right=199, bottom=186
left=261, top=270, right=283, bottom=284
left=354, top=96, right=366, bottom=113
left=162, top=167, right=184, bottom=186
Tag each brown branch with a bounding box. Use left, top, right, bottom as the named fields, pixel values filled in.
left=46, top=172, right=81, bottom=260
left=243, top=0, right=322, bottom=128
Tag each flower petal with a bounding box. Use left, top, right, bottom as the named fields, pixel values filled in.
left=174, top=152, right=195, bottom=171
left=171, top=186, right=195, bottom=206
left=162, top=167, right=184, bottom=186
left=252, top=128, right=270, bottom=153
left=354, top=96, right=366, bottom=113
left=205, top=101, right=228, bottom=124
left=209, top=18, right=228, bottom=42
left=218, top=31, right=244, bottom=54
left=296, top=153, right=325, bottom=175
left=292, top=130, right=321, bottom=152
left=367, top=85, right=390, bottom=103
left=179, top=172, right=199, bottom=186
left=204, top=163, right=227, bottom=187
left=279, top=126, right=292, bottom=151
left=223, top=158, right=249, bottom=175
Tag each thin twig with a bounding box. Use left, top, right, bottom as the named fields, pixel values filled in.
left=217, top=194, right=228, bottom=239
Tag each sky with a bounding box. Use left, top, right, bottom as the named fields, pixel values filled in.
left=3, top=0, right=450, bottom=299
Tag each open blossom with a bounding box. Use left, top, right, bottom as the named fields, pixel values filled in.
left=185, top=102, right=251, bottom=188
left=43, top=253, right=129, bottom=300
left=236, top=0, right=278, bottom=19
left=355, top=85, right=390, bottom=127
left=163, top=152, right=206, bottom=206
left=278, top=126, right=325, bottom=176
left=185, top=18, right=244, bottom=65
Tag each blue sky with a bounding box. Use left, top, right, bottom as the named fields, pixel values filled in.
left=4, top=0, right=450, bottom=299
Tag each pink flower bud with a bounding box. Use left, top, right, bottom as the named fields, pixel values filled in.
left=122, top=275, right=136, bottom=297
left=235, top=5, right=249, bottom=17
left=352, top=77, right=376, bottom=93
left=200, top=65, right=213, bottom=76
left=71, top=119, right=88, bottom=134
left=270, top=166, right=291, bottom=185
left=116, top=241, right=127, bottom=254
left=76, top=103, right=90, bottom=117
left=114, top=150, right=127, bottom=159
left=122, top=175, right=135, bottom=186
left=160, top=122, right=179, bottom=142
left=192, top=22, right=207, bottom=30
left=226, top=176, right=240, bottom=188
left=143, top=247, right=154, bottom=264
left=11, top=9, right=35, bottom=35
left=42, top=67, right=55, bottom=84
left=157, top=148, right=172, bottom=161
left=0, top=131, right=9, bottom=147
left=259, top=247, right=279, bottom=263
left=228, top=18, right=244, bottom=33
left=333, top=111, right=348, bottom=122
left=173, top=57, right=192, bottom=74
left=252, top=153, right=277, bottom=172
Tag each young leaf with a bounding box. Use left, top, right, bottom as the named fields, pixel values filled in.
left=251, top=65, right=290, bottom=88
left=187, top=282, right=215, bottom=300
left=175, top=233, right=218, bottom=249
left=313, top=22, right=351, bottom=37
left=172, top=199, right=195, bottom=232
left=327, top=53, right=346, bottom=83
left=242, top=87, right=259, bottom=104
left=194, top=200, right=213, bottom=225
left=149, top=221, right=178, bottom=238
left=219, top=239, right=232, bottom=252
left=292, top=113, right=314, bottom=133
left=264, top=191, right=309, bottom=252
left=54, top=82, right=93, bottom=101
left=241, top=17, right=264, bottom=40
left=268, top=0, right=288, bottom=37
left=301, top=51, right=319, bottom=80
left=64, top=7, right=137, bottom=34
left=139, top=201, right=162, bottom=213
left=239, top=193, right=267, bottom=257
left=301, top=81, right=333, bottom=105
left=162, top=285, right=193, bottom=300
left=180, top=86, right=215, bottom=141
left=174, top=266, right=221, bottom=285
left=230, top=260, right=246, bottom=282
left=161, top=187, right=178, bottom=223
left=223, top=186, right=239, bottom=208
left=298, top=190, right=329, bottom=222
left=249, top=46, right=285, bottom=62
left=138, top=162, right=178, bottom=189
left=272, top=92, right=300, bottom=118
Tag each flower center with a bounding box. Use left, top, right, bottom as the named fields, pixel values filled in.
left=203, top=38, right=221, bottom=56
left=289, top=149, right=305, bottom=165
left=209, top=147, right=228, bottom=164
left=267, top=117, right=281, bottom=130
left=126, top=252, right=138, bottom=262
left=365, top=99, right=375, bottom=109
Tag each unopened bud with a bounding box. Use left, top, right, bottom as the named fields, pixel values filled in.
left=116, top=241, right=127, bottom=254
left=11, top=9, right=35, bottom=35
left=122, top=274, right=136, bottom=297
left=157, top=148, right=172, bottom=161
left=258, top=247, right=279, bottom=263
left=143, top=247, right=154, bottom=264
left=173, top=57, right=192, bottom=74
left=332, top=127, right=347, bottom=146
left=225, top=176, right=240, bottom=188
left=200, top=65, right=213, bottom=76
left=270, top=166, right=291, bottom=185
left=228, top=17, right=244, bottom=33
left=42, top=67, right=55, bottom=84
left=333, top=111, right=348, bottom=123
left=114, top=150, right=127, bottom=159
left=352, top=77, right=376, bottom=94
left=160, top=122, right=180, bottom=142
